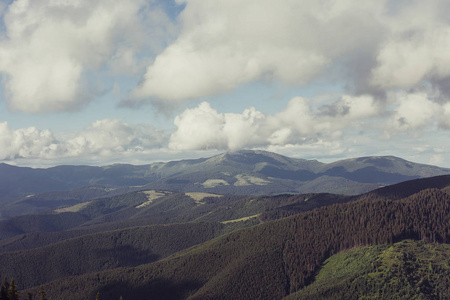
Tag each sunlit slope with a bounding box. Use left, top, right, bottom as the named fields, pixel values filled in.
left=286, top=240, right=450, bottom=299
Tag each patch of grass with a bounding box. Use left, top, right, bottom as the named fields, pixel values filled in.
left=221, top=214, right=260, bottom=224
left=234, top=174, right=270, bottom=186
left=135, top=190, right=167, bottom=208
left=54, top=201, right=92, bottom=213
left=285, top=240, right=450, bottom=300
left=185, top=192, right=222, bottom=204
left=201, top=179, right=230, bottom=188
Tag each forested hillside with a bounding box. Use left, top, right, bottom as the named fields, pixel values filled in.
left=0, top=223, right=229, bottom=290
left=0, top=191, right=352, bottom=245
left=285, top=239, right=450, bottom=299
left=15, top=185, right=450, bottom=300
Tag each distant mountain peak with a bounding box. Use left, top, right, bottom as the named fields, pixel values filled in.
left=1, top=149, right=450, bottom=221
left=217, top=149, right=295, bottom=166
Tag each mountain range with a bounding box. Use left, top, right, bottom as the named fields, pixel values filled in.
left=1, top=150, right=449, bottom=219
left=0, top=149, right=450, bottom=298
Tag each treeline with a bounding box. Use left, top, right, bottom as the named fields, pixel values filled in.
left=1, top=277, right=19, bottom=300
left=287, top=240, right=450, bottom=299
left=359, top=174, right=450, bottom=201
left=259, top=193, right=353, bottom=221
left=283, top=188, right=450, bottom=291
left=0, top=277, right=45, bottom=300
left=1, top=276, right=124, bottom=300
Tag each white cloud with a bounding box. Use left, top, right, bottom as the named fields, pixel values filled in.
left=266, top=141, right=347, bottom=160
left=430, top=154, right=444, bottom=165
left=169, top=95, right=382, bottom=151
left=2, top=0, right=450, bottom=167
left=129, top=0, right=450, bottom=106
left=132, top=0, right=385, bottom=103
left=2, top=0, right=450, bottom=113
left=0, top=122, right=56, bottom=160
left=1, top=0, right=450, bottom=114
left=0, top=0, right=173, bottom=113
left=371, top=1, right=450, bottom=90
left=168, top=102, right=227, bottom=150
left=386, top=93, right=440, bottom=131
left=0, top=119, right=166, bottom=161
left=223, top=107, right=266, bottom=150
left=335, top=95, right=381, bottom=120
left=438, top=102, right=450, bottom=129
left=63, top=119, right=166, bottom=157
left=169, top=89, right=450, bottom=155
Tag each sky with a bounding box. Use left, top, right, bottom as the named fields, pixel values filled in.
left=1, top=0, right=450, bottom=167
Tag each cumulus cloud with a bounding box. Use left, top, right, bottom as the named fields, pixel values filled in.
left=62, top=119, right=166, bottom=157
left=371, top=1, right=450, bottom=91
left=2, top=0, right=450, bottom=167
left=2, top=0, right=450, bottom=112
left=169, top=102, right=266, bottom=150
left=0, top=122, right=56, bottom=160
left=169, top=95, right=382, bottom=151
left=0, top=120, right=166, bottom=161
left=385, top=92, right=441, bottom=131
left=168, top=94, right=450, bottom=167
left=168, top=102, right=226, bottom=150
left=132, top=0, right=385, bottom=103
left=0, top=0, right=173, bottom=113
left=129, top=0, right=450, bottom=106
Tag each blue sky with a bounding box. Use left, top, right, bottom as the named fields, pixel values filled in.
left=1, top=0, right=450, bottom=167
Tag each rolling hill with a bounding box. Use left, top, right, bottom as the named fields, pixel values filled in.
left=15, top=182, right=450, bottom=299
left=1, top=150, right=449, bottom=219
left=0, top=175, right=447, bottom=299
left=0, top=190, right=351, bottom=245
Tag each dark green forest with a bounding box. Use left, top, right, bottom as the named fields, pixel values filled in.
left=0, top=175, right=450, bottom=299
left=17, top=187, right=450, bottom=299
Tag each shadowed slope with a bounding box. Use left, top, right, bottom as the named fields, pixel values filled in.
left=21, top=188, right=450, bottom=299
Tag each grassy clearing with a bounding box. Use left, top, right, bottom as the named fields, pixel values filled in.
left=201, top=179, right=230, bottom=188
left=234, top=174, right=270, bottom=186
left=135, top=190, right=166, bottom=208
left=55, top=201, right=92, bottom=213
left=185, top=192, right=222, bottom=204
left=286, top=240, right=450, bottom=299
left=221, top=214, right=260, bottom=224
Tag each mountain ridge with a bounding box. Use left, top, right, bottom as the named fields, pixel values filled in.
left=1, top=150, right=449, bottom=219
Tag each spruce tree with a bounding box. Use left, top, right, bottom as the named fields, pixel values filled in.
left=0, top=277, right=9, bottom=300
left=8, top=278, right=18, bottom=300
left=39, top=286, right=47, bottom=300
